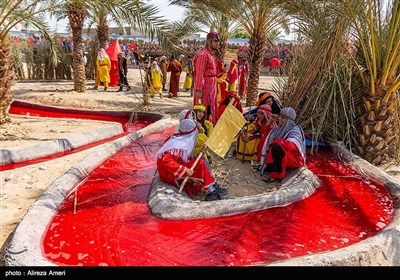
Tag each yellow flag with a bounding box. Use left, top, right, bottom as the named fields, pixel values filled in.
left=206, top=99, right=247, bottom=158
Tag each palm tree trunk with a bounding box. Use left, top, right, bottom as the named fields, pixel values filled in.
left=97, top=21, right=110, bottom=50
left=0, top=42, right=15, bottom=124
left=67, top=2, right=88, bottom=92
left=355, top=85, right=399, bottom=165
left=246, top=34, right=266, bottom=106
left=216, top=32, right=228, bottom=62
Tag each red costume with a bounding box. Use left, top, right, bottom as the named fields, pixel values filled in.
left=217, top=92, right=243, bottom=120
left=226, top=59, right=239, bottom=92
left=157, top=153, right=215, bottom=198
left=193, top=32, right=219, bottom=125
left=156, top=119, right=216, bottom=198
left=260, top=107, right=306, bottom=180
left=167, top=57, right=182, bottom=97
left=238, top=58, right=249, bottom=98
left=262, top=139, right=304, bottom=179
left=216, top=59, right=228, bottom=104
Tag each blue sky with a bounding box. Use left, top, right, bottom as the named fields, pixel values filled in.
left=151, top=0, right=185, bottom=22
left=47, top=1, right=293, bottom=40
left=48, top=1, right=185, bottom=33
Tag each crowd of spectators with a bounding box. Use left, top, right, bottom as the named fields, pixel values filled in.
left=9, top=34, right=297, bottom=81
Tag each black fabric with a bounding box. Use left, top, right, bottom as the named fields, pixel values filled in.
left=265, top=143, right=285, bottom=174
left=206, top=105, right=211, bottom=121
left=205, top=191, right=222, bottom=201
left=214, top=183, right=228, bottom=196
left=118, top=56, right=129, bottom=87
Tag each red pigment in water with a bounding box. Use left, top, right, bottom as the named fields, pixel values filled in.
left=42, top=128, right=395, bottom=266
left=1, top=105, right=151, bottom=171
left=9, top=104, right=128, bottom=127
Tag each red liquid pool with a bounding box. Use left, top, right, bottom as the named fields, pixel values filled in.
left=42, top=129, right=395, bottom=266
left=6, top=101, right=395, bottom=266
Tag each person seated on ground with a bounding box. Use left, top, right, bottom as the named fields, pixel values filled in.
left=156, top=118, right=224, bottom=201
left=236, top=104, right=276, bottom=162
left=192, top=103, right=215, bottom=163
left=178, top=108, right=214, bottom=165
left=217, top=91, right=243, bottom=120
left=177, top=109, right=228, bottom=197
left=178, top=109, right=207, bottom=154
left=259, top=107, right=306, bottom=182
left=193, top=103, right=213, bottom=137
left=244, top=91, right=281, bottom=122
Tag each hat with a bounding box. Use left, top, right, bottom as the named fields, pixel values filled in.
left=255, top=92, right=272, bottom=106
left=178, top=119, right=197, bottom=134
left=206, top=32, right=220, bottom=41
left=159, top=56, right=166, bottom=62
left=179, top=109, right=195, bottom=122
left=280, top=107, right=296, bottom=121
left=193, top=103, right=206, bottom=111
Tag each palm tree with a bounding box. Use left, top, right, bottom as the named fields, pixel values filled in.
left=274, top=0, right=358, bottom=149
left=170, top=0, right=289, bottom=106
left=169, top=8, right=235, bottom=61
left=87, top=7, right=109, bottom=50
left=342, top=0, right=400, bottom=164
left=277, top=0, right=399, bottom=165
left=54, top=0, right=181, bottom=93
left=0, top=0, right=61, bottom=125
left=64, top=0, right=88, bottom=92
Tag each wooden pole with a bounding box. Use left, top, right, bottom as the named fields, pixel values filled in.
left=241, top=105, right=251, bottom=163
left=178, top=151, right=203, bottom=193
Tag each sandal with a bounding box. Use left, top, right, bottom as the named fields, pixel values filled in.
left=261, top=174, right=278, bottom=183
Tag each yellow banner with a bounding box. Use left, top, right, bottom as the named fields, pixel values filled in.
left=206, top=100, right=246, bottom=158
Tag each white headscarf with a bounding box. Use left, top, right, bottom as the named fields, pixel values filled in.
left=260, top=107, right=306, bottom=164
left=156, top=119, right=198, bottom=163
left=97, top=48, right=109, bottom=61
left=152, top=61, right=161, bottom=72
left=178, top=109, right=196, bottom=123
left=255, top=104, right=274, bottom=125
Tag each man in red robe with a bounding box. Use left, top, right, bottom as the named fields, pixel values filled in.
left=156, top=119, right=222, bottom=201
left=193, top=31, right=220, bottom=125
left=167, top=55, right=182, bottom=98
left=238, top=57, right=249, bottom=98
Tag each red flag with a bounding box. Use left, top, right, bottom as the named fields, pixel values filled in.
left=105, top=40, right=122, bottom=87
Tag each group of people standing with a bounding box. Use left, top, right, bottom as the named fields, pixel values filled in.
left=95, top=34, right=306, bottom=201
left=192, top=32, right=250, bottom=126
left=155, top=31, right=307, bottom=201
left=142, top=54, right=188, bottom=99
left=94, top=48, right=131, bottom=92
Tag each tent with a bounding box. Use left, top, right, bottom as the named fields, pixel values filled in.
left=106, top=39, right=122, bottom=87
left=270, top=57, right=282, bottom=68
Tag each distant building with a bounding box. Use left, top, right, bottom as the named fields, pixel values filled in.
left=107, top=26, right=144, bottom=37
